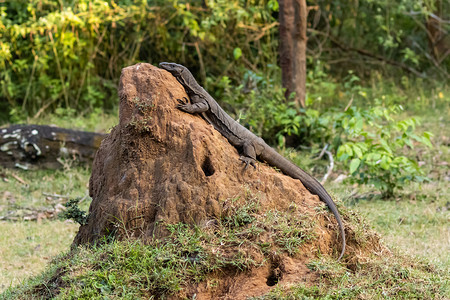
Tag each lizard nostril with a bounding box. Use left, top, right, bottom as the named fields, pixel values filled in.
left=201, top=156, right=215, bottom=177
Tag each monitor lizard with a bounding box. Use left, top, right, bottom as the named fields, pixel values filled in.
left=159, top=62, right=346, bottom=260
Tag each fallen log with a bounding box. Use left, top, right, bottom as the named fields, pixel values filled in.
left=0, top=124, right=106, bottom=169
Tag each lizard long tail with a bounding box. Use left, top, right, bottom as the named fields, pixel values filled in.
left=259, top=147, right=346, bottom=260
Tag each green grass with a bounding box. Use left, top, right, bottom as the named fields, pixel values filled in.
left=0, top=220, right=78, bottom=292
left=0, top=166, right=91, bottom=293
left=1, top=220, right=447, bottom=299
left=352, top=193, right=449, bottom=268
left=0, top=166, right=91, bottom=213
left=0, top=200, right=325, bottom=299
left=0, top=109, right=114, bottom=293
left=4, top=108, right=119, bottom=134
left=251, top=255, right=448, bottom=299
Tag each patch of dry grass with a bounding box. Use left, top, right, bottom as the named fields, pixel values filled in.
left=0, top=166, right=91, bottom=292
left=0, top=220, right=78, bottom=292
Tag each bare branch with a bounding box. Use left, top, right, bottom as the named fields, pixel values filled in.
left=314, top=143, right=328, bottom=160
left=321, top=150, right=334, bottom=184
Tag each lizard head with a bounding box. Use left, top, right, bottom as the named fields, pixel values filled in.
left=159, top=62, right=185, bottom=77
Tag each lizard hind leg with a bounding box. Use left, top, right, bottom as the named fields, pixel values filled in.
left=239, top=141, right=257, bottom=169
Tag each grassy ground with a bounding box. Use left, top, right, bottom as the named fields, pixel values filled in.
left=329, top=179, right=449, bottom=269
left=10, top=108, right=118, bottom=134
left=352, top=193, right=449, bottom=268
left=0, top=167, right=91, bottom=211
left=0, top=202, right=447, bottom=299
left=0, top=220, right=78, bottom=292
left=0, top=166, right=90, bottom=292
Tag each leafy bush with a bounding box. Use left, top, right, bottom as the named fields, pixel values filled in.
left=60, top=198, right=88, bottom=225
left=335, top=105, right=432, bottom=197
left=2, top=0, right=447, bottom=123
left=1, top=0, right=443, bottom=195
left=313, top=0, right=449, bottom=78
left=0, top=0, right=278, bottom=121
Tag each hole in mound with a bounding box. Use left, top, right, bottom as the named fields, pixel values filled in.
left=201, top=156, right=215, bottom=177
left=266, top=273, right=279, bottom=286
left=266, top=260, right=283, bottom=286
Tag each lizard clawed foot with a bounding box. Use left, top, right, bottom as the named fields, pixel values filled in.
left=177, top=97, right=189, bottom=105
left=239, top=156, right=256, bottom=169
left=176, top=97, right=192, bottom=112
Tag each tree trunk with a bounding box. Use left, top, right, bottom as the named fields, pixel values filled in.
left=279, top=0, right=307, bottom=107
left=426, top=0, right=450, bottom=64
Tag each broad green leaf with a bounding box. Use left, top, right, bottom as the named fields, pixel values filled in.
left=345, top=144, right=354, bottom=156
left=349, top=158, right=361, bottom=174
left=422, top=132, right=433, bottom=148
left=268, top=0, right=279, bottom=11
left=423, top=131, right=434, bottom=139
left=355, top=118, right=364, bottom=131
left=380, top=156, right=391, bottom=170
left=421, top=137, right=432, bottom=148
left=379, top=139, right=392, bottom=154
left=404, top=137, right=413, bottom=148
left=353, top=145, right=363, bottom=158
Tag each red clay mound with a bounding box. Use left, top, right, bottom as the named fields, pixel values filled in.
left=73, top=63, right=383, bottom=299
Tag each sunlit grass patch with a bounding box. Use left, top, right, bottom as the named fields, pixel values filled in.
left=352, top=192, right=450, bottom=269
left=0, top=220, right=78, bottom=292
left=0, top=191, right=344, bottom=299
left=0, top=165, right=91, bottom=292
left=329, top=176, right=449, bottom=269
left=2, top=218, right=448, bottom=299
left=0, top=166, right=91, bottom=215
left=2, top=108, right=119, bottom=134
left=32, top=108, right=118, bottom=133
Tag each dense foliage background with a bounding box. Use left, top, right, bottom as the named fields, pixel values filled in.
left=1, top=0, right=448, bottom=119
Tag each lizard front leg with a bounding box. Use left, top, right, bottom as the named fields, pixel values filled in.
left=239, top=141, right=257, bottom=169
left=176, top=97, right=209, bottom=113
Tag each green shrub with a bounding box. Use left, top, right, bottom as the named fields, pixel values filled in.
left=2, top=0, right=446, bottom=123
left=0, top=0, right=278, bottom=121
left=60, top=198, right=88, bottom=225
left=335, top=105, right=432, bottom=197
